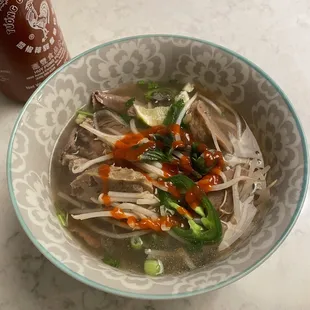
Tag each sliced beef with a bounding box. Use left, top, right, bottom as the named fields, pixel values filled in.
left=92, top=91, right=136, bottom=115
left=188, top=100, right=234, bottom=153
left=61, top=120, right=111, bottom=162
left=93, top=109, right=131, bottom=135
left=188, top=101, right=213, bottom=146
left=61, top=154, right=88, bottom=172
left=108, top=166, right=153, bottom=192
left=70, top=166, right=153, bottom=202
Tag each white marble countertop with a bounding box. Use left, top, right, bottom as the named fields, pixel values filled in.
left=1, top=0, right=310, bottom=309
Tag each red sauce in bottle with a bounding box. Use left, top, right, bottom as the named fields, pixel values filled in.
left=0, top=0, right=70, bottom=102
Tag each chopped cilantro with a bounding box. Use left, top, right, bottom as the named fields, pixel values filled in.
left=147, top=81, right=159, bottom=90
left=120, top=113, right=132, bottom=123
left=102, top=256, right=120, bottom=268
left=125, top=97, right=135, bottom=108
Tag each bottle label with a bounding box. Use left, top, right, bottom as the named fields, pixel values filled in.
left=0, top=0, right=70, bottom=101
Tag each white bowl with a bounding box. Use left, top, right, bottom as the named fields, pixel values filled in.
left=7, top=35, right=308, bottom=299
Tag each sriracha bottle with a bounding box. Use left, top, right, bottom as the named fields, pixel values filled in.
left=0, top=0, right=70, bottom=102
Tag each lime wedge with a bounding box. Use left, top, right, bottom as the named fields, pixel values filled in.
left=134, top=104, right=170, bottom=126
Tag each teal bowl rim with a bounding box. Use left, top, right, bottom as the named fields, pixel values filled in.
left=7, top=34, right=309, bottom=300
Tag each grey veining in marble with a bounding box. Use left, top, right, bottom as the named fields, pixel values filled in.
left=1, top=0, right=310, bottom=309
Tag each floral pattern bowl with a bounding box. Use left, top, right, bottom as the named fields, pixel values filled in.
left=7, top=35, right=308, bottom=299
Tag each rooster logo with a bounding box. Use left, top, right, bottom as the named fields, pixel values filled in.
left=25, top=0, right=50, bottom=42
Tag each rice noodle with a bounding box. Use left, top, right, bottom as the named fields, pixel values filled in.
left=71, top=210, right=138, bottom=221
left=57, top=192, right=87, bottom=209
left=72, top=153, right=113, bottom=174
left=85, top=222, right=150, bottom=239
left=176, top=92, right=198, bottom=126
left=198, top=94, right=222, bottom=115
left=147, top=102, right=153, bottom=109
left=130, top=119, right=139, bottom=134
left=80, top=122, right=123, bottom=146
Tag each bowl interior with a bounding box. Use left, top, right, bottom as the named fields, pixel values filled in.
left=8, top=35, right=308, bottom=299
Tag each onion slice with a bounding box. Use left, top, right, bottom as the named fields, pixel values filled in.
left=219, top=196, right=257, bottom=251
left=198, top=94, right=222, bottom=115
left=232, top=165, right=242, bottom=222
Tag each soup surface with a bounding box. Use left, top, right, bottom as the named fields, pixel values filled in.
left=51, top=81, right=271, bottom=276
